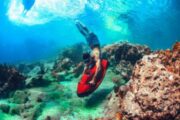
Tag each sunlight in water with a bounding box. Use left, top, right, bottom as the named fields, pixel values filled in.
left=7, top=0, right=87, bottom=25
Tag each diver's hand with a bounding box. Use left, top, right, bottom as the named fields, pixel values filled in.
left=83, top=65, right=88, bottom=74
left=88, top=79, right=96, bottom=86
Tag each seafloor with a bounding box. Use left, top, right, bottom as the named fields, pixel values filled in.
left=0, top=42, right=179, bottom=120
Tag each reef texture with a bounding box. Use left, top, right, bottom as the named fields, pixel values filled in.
left=1, top=42, right=179, bottom=120
left=104, top=42, right=180, bottom=120
left=17, top=61, right=57, bottom=88
left=102, top=42, right=151, bottom=65
left=0, top=83, right=65, bottom=120
left=0, top=65, right=26, bottom=98
left=52, top=43, right=87, bottom=81
left=52, top=42, right=151, bottom=82
left=53, top=42, right=87, bottom=72
left=102, top=42, right=151, bottom=82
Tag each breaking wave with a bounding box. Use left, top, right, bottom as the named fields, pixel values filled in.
left=7, top=0, right=88, bottom=25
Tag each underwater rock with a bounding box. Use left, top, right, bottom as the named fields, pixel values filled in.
left=102, top=42, right=151, bottom=83
left=53, top=57, right=73, bottom=73
left=51, top=42, right=151, bottom=82
left=114, top=60, right=134, bottom=81
left=0, top=64, right=26, bottom=98
left=0, top=104, right=10, bottom=113
left=9, top=105, right=22, bottom=115
left=102, top=42, right=151, bottom=65
left=10, top=90, right=29, bottom=104
left=25, top=62, right=56, bottom=88
left=72, top=62, right=84, bottom=78
left=103, top=42, right=180, bottom=120
left=57, top=42, right=87, bottom=65
left=14, top=102, right=44, bottom=120
left=52, top=43, right=88, bottom=79
left=17, top=62, right=44, bottom=74
left=26, top=75, right=51, bottom=88
left=2, top=83, right=65, bottom=120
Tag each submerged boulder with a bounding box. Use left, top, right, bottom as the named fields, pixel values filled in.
left=0, top=65, right=26, bottom=98
left=102, top=42, right=151, bottom=65
left=0, top=83, right=65, bottom=120
left=103, top=42, right=180, bottom=120
left=52, top=42, right=151, bottom=81
left=18, top=61, right=56, bottom=88
left=102, top=42, right=151, bottom=82
left=52, top=42, right=88, bottom=80
left=58, top=42, right=87, bottom=65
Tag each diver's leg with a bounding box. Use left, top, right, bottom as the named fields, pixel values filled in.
left=76, top=20, right=100, bottom=48
left=75, top=20, right=90, bottom=38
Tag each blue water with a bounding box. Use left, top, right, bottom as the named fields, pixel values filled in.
left=0, top=0, right=179, bottom=63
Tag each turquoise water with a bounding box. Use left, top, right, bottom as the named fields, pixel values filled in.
left=0, top=0, right=179, bottom=63
left=0, top=1, right=179, bottom=119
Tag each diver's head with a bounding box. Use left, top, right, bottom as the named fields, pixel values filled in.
left=83, top=52, right=91, bottom=64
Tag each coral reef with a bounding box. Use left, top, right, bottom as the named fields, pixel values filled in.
left=103, top=42, right=180, bottom=120
left=102, top=42, right=151, bottom=65
left=53, top=42, right=88, bottom=72
left=17, top=62, right=56, bottom=88
left=0, top=42, right=179, bottom=120
left=52, top=43, right=88, bottom=81
left=52, top=42, right=151, bottom=82
left=0, top=65, right=26, bottom=98
left=0, top=83, right=65, bottom=120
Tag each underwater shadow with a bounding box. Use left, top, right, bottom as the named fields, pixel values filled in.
left=85, top=88, right=112, bottom=108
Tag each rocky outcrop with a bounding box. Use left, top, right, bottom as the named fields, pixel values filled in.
left=0, top=65, right=26, bottom=98
left=53, top=42, right=88, bottom=72
left=102, top=42, right=151, bottom=82
left=17, top=62, right=56, bottom=88
left=102, top=42, right=151, bottom=65
left=52, top=42, right=151, bottom=82
left=104, top=42, right=180, bottom=120
left=0, top=83, right=65, bottom=120
left=1, top=42, right=178, bottom=120
left=25, top=65, right=51, bottom=88
left=52, top=43, right=88, bottom=80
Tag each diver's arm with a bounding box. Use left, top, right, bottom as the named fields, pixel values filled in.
left=75, top=20, right=91, bottom=38
left=91, top=59, right=101, bottom=82
left=83, top=65, right=88, bottom=74
left=89, top=49, right=101, bottom=84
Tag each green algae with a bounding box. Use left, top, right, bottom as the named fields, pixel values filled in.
left=0, top=112, right=22, bottom=120
left=0, top=66, right=116, bottom=119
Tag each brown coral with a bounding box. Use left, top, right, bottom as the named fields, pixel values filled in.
left=157, top=42, right=180, bottom=75
left=0, top=64, right=26, bottom=98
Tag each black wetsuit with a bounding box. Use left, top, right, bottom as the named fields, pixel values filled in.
left=75, top=21, right=100, bottom=49
left=86, top=32, right=100, bottom=49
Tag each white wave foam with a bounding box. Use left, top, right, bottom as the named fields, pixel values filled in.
left=7, top=0, right=87, bottom=25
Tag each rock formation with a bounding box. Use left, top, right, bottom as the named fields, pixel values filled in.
left=102, top=42, right=151, bottom=82
left=104, top=42, right=180, bottom=120
left=0, top=42, right=179, bottom=120
left=52, top=43, right=88, bottom=80
left=0, top=65, right=26, bottom=98
left=52, top=42, right=151, bottom=82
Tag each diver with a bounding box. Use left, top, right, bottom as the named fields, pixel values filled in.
left=76, top=21, right=102, bottom=86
